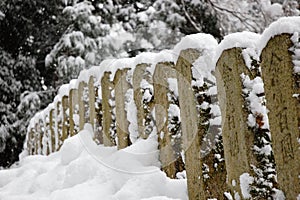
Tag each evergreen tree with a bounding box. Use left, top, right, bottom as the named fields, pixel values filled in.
left=0, top=49, right=42, bottom=168
left=0, top=0, right=69, bottom=86
left=0, top=49, right=20, bottom=127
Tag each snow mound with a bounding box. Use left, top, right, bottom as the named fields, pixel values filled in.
left=0, top=126, right=187, bottom=200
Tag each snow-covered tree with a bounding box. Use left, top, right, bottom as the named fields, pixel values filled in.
left=0, top=48, right=42, bottom=168
left=45, top=1, right=110, bottom=86
left=16, top=92, right=41, bottom=139
left=206, top=0, right=299, bottom=35
left=45, top=0, right=221, bottom=87
left=0, top=49, right=20, bottom=127
left=0, top=91, right=41, bottom=168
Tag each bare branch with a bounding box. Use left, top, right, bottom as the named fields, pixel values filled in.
left=180, top=0, right=202, bottom=32
left=206, top=0, right=260, bottom=32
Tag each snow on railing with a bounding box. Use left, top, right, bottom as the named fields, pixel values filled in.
left=25, top=17, right=300, bottom=200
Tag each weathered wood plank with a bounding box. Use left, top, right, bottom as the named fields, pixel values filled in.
left=261, top=34, right=300, bottom=199
left=114, top=69, right=131, bottom=149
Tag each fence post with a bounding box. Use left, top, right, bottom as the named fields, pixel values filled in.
left=114, top=68, right=131, bottom=149
left=215, top=47, right=258, bottom=197
left=34, top=123, right=38, bottom=154
left=88, top=76, right=97, bottom=132
left=42, top=115, right=49, bottom=155
left=78, top=81, right=87, bottom=131
left=94, top=83, right=103, bottom=144
left=32, top=126, right=38, bottom=155
left=28, top=128, right=34, bottom=155
left=45, top=128, right=50, bottom=156
left=101, top=71, right=116, bottom=146
left=26, top=129, right=31, bottom=155
left=49, top=109, right=55, bottom=153
left=56, top=101, right=63, bottom=150
left=153, top=62, right=183, bottom=179
left=260, top=34, right=300, bottom=199
left=62, top=95, right=69, bottom=142
left=69, top=89, right=79, bottom=136
left=133, top=63, right=152, bottom=139
left=38, top=118, right=44, bottom=155
left=175, top=49, right=207, bottom=199
left=35, top=121, right=41, bottom=155
left=180, top=48, right=227, bottom=198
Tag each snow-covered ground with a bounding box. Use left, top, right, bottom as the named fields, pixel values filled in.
left=0, top=125, right=187, bottom=200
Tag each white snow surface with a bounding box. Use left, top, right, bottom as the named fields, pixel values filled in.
left=173, top=33, right=218, bottom=61
left=58, top=84, right=70, bottom=97
left=0, top=126, right=187, bottom=200
left=69, top=79, right=78, bottom=90
left=214, top=31, right=260, bottom=64
left=125, top=89, right=139, bottom=143
left=239, top=173, right=254, bottom=199
left=258, top=16, right=300, bottom=53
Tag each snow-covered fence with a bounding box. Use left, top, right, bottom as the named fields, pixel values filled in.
left=25, top=17, right=300, bottom=200
left=213, top=20, right=300, bottom=199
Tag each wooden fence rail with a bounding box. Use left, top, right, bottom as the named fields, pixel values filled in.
left=25, top=18, right=300, bottom=200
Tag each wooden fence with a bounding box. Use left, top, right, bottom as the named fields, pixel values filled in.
left=26, top=19, right=300, bottom=200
